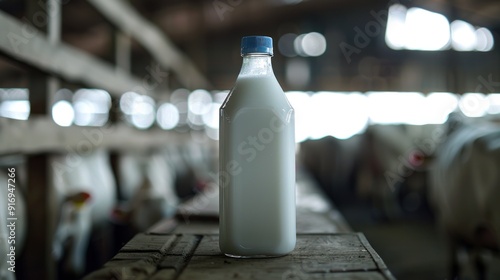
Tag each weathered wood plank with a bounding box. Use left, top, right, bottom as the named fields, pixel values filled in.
left=150, top=269, right=176, bottom=280
left=281, top=271, right=388, bottom=280
left=0, top=117, right=191, bottom=155
left=121, top=233, right=176, bottom=252
left=172, top=220, right=219, bottom=235
left=89, top=233, right=394, bottom=280
left=294, top=234, right=366, bottom=255
left=112, top=251, right=159, bottom=261
left=193, top=234, right=369, bottom=258
left=85, top=252, right=162, bottom=279
left=86, top=259, right=158, bottom=280
left=177, top=255, right=382, bottom=280
left=166, top=234, right=201, bottom=256
left=176, top=234, right=388, bottom=279
left=156, top=235, right=201, bottom=278
left=297, top=211, right=349, bottom=233
left=195, top=235, right=223, bottom=256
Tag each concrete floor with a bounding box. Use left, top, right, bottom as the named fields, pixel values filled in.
left=340, top=205, right=500, bottom=280
left=356, top=220, right=448, bottom=279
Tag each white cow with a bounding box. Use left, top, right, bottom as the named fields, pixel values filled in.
left=51, top=149, right=116, bottom=276
left=116, top=150, right=178, bottom=232
left=355, top=123, right=444, bottom=219
left=430, top=123, right=500, bottom=279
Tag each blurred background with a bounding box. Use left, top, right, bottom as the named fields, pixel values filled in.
left=0, top=0, right=499, bottom=279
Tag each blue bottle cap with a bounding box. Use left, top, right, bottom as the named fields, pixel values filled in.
left=241, top=36, right=273, bottom=56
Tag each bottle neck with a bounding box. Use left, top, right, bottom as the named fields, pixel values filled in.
left=239, top=54, right=273, bottom=77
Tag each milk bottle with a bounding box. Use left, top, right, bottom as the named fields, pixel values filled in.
left=219, top=36, right=296, bottom=257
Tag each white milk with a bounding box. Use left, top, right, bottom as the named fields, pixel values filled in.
left=219, top=73, right=296, bottom=257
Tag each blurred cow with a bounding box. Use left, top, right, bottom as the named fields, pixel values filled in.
left=114, top=141, right=216, bottom=230
left=115, top=150, right=178, bottom=232
left=51, top=149, right=116, bottom=277
left=298, top=135, right=362, bottom=207
left=430, top=123, right=500, bottom=279
left=355, top=124, right=442, bottom=219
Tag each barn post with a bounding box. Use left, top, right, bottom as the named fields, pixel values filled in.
left=19, top=0, right=60, bottom=279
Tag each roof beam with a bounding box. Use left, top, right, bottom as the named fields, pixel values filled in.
left=88, top=0, right=210, bottom=89
left=0, top=11, right=151, bottom=97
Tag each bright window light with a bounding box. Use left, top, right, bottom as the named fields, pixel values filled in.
left=487, top=94, right=500, bottom=115
left=156, top=102, right=179, bottom=130
left=0, top=88, right=30, bottom=120
left=213, top=90, right=229, bottom=104
left=286, top=91, right=312, bottom=142
left=475, top=28, right=494, bottom=52
left=300, top=32, right=327, bottom=57
left=0, top=100, right=31, bottom=120
left=120, top=91, right=140, bottom=114
left=405, top=7, right=450, bottom=51
left=130, top=95, right=156, bottom=129
left=293, top=32, right=327, bottom=57
left=188, top=89, right=212, bottom=115
left=451, top=20, right=477, bottom=51
left=73, top=89, right=111, bottom=126
left=368, top=92, right=426, bottom=124
left=170, top=88, right=190, bottom=126
left=310, top=92, right=369, bottom=140
left=386, top=4, right=493, bottom=52
left=385, top=4, right=407, bottom=50
left=459, top=93, right=489, bottom=118
left=52, top=100, right=74, bottom=127
left=203, top=101, right=222, bottom=140
left=202, top=102, right=220, bottom=130
left=425, top=92, right=459, bottom=124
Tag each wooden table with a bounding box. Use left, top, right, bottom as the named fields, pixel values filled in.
left=84, top=173, right=395, bottom=280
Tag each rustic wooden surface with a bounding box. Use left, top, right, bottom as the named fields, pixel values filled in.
left=84, top=174, right=395, bottom=279
left=85, top=233, right=394, bottom=280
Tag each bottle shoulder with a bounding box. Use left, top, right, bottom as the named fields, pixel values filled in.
left=221, top=75, right=292, bottom=110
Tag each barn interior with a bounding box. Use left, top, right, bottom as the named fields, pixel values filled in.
left=0, top=0, right=500, bottom=279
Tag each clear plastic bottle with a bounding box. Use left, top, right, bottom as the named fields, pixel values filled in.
left=219, top=36, right=296, bottom=258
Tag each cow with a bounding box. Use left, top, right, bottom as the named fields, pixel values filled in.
left=355, top=124, right=442, bottom=219
left=114, top=149, right=178, bottom=232
left=51, top=149, right=117, bottom=277
left=429, top=122, right=500, bottom=279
